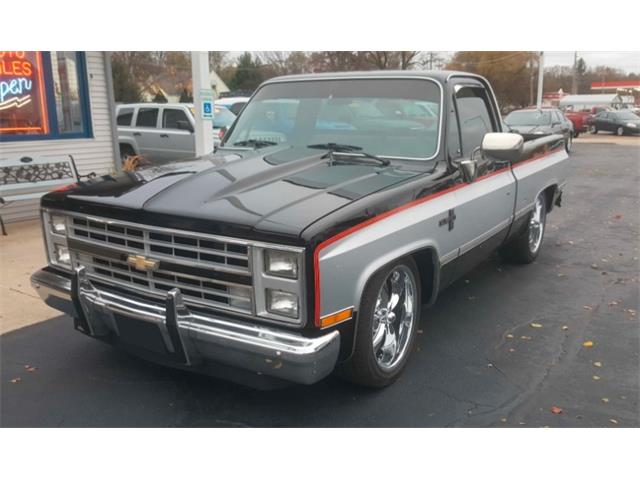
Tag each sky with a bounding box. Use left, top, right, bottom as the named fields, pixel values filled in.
left=543, top=51, right=639, bottom=73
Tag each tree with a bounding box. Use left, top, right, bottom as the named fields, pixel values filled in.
left=110, top=53, right=145, bottom=102
left=447, top=51, right=536, bottom=109
left=230, top=52, right=265, bottom=91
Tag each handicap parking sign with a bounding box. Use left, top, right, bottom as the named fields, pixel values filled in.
left=202, top=100, right=213, bottom=119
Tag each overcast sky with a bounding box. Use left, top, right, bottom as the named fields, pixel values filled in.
left=543, top=51, right=639, bottom=73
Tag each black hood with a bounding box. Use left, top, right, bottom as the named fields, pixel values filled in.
left=43, top=146, right=421, bottom=243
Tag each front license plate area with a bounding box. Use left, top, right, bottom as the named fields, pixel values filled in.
left=114, top=314, right=168, bottom=355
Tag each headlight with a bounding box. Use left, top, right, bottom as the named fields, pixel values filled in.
left=266, top=289, right=299, bottom=318
left=54, top=244, right=71, bottom=266
left=50, top=214, right=67, bottom=234
left=626, top=122, right=635, bottom=128
left=264, top=249, right=298, bottom=279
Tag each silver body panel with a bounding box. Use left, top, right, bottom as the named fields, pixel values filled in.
left=317, top=147, right=569, bottom=320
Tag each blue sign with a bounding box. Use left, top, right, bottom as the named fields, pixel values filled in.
left=202, top=100, right=213, bottom=119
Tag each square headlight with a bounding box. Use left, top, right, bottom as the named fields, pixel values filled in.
left=50, top=214, right=67, bottom=235
left=264, top=249, right=298, bottom=279
left=266, top=289, right=299, bottom=318
left=54, top=244, right=71, bottom=266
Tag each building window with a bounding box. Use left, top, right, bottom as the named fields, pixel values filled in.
left=0, top=51, right=92, bottom=141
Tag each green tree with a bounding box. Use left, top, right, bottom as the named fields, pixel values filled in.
left=110, top=54, right=142, bottom=103
left=230, top=52, right=265, bottom=91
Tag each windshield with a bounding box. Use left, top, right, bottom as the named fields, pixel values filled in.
left=505, top=110, right=552, bottom=126
left=223, top=79, right=441, bottom=160
left=212, top=107, right=236, bottom=128
left=616, top=111, right=640, bottom=121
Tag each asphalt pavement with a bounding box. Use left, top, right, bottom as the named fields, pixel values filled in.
left=1, top=141, right=638, bottom=427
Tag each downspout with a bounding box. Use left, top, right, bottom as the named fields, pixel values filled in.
left=103, top=51, right=121, bottom=173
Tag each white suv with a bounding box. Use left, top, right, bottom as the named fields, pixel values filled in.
left=116, top=103, right=236, bottom=163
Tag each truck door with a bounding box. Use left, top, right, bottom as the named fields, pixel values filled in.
left=447, top=81, right=517, bottom=278
left=158, top=106, right=196, bottom=162
left=133, top=107, right=163, bottom=162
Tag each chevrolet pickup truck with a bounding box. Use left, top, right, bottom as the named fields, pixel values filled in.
left=31, top=71, right=569, bottom=388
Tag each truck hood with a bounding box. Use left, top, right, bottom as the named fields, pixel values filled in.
left=45, top=146, right=420, bottom=241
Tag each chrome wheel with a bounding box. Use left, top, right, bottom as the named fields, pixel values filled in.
left=528, top=195, right=546, bottom=254
left=371, top=265, right=416, bottom=371
left=617, top=126, right=624, bottom=136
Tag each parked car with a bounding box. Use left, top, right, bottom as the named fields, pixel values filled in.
left=215, top=96, right=250, bottom=115
left=116, top=103, right=236, bottom=163
left=589, top=110, right=640, bottom=136
left=504, top=108, right=574, bottom=152
left=32, top=71, right=569, bottom=388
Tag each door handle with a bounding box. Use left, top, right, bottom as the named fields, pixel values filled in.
left=160, top=134, right=169, bottom=138
left=133, top=132, right=141, bottom=136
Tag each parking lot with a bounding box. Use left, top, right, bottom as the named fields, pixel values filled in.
left=1, top=136, right=638, bottom=427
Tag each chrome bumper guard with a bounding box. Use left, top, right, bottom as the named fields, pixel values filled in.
left=31, top=267, right=340, bottom=385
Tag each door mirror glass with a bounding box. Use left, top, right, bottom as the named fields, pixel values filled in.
left=481, top=132, right=523, bottom=162
left=176, top=120, right=194, bottom=133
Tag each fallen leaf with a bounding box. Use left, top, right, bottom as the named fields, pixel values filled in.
left=487, top=363, right=494, bottom=368
left=562, top=325, right=569, bottom=331
left=593, top=361, right=602, bottom=367
left=583, top=305, right=593, bottom=311
left=568, top=240, right=575, bottom=245
left=520, top=335, right=532, bottom=340
left=583, top=340, right=594, bottom=347
left=602, top=398, right=609, bottom=403
left=26, top=367, right=37, bottom=372
left=613, top=214, right=623, bottom=220
left=509, top=348, right=516, bottom=353
left=609, top=419, right=618, bottom=425
left=593, top=375, right=601, bottom=381
left=506, top=333, right=514, bottom=339
left=557, top=273, right=567, bottom=277
left=530, top=322, right=543, bottom=328
left=500, top=417, right=507, bottom=423
left=590, top=264, right=599, bottom=270
left=608, top=300, right=620, bottom=307
left=550, top=406, right=563, bottom=414
left=10, top=377, right=21, bottom=384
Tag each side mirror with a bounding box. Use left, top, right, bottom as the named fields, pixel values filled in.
left=481, top=132, right=523, bottom=162
left=176, top=120, right=194, bottom=133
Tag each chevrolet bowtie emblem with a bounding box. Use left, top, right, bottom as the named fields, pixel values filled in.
left=126, top=254, right=159, bottom=272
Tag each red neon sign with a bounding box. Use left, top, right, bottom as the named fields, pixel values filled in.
left=0, top=51, right=49, bottom=136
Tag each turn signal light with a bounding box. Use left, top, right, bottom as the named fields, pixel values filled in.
left=320, top=307, right=353, bottom=328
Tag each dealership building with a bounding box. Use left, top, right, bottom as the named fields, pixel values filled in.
left=0, top=51, right=118, bottom=223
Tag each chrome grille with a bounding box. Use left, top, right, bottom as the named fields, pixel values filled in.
left=66, top=214, right=254, bottom=315
left=68, top=216, right=250, bottom=274
left=75, top=252, right=253, bottom=313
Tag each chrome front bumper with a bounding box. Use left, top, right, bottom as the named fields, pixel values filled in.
left=31, top=267, right=340, bottom=385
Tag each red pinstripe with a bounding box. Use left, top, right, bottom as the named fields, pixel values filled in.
left=313, top=147, right=564, bottom=326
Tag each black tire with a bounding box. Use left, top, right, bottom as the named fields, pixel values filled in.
left=617, top=126, right=625, bottom=136
left=119, top=144, right=135, bottom=163
left=565, top=135, right=572, bottom=153
left=573, top=131, right=580, bottom=138
left=500, top=192, right=547, bottom=264
left=338, top=257, right=421, bottom=388
left=590, top=125, right=598, bottom=134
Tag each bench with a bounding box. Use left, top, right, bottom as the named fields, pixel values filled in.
left=0, top=155, right=94, bottom=235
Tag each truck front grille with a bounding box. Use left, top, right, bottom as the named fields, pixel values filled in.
left=66, top=214, right=254, bottom=315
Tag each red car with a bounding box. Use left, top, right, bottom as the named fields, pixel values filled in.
left=564, top=110, right=593, bottom=137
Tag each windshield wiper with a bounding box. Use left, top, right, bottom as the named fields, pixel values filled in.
left=233, top=139, right=278, bottom=148
left=307, top=143, right=390, bottom=166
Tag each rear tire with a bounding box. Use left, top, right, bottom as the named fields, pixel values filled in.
left=338, top=257, right=421, bottom=388
left=500, top=192, right=547, bottom=264
left=565, top=135, right=572, bottom=153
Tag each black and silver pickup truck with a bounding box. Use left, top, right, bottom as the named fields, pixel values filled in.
left=31, top=71, right=569, bottom=388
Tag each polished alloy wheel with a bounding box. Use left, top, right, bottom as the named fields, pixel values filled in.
left=528, top=195, right=545, bottom=254
left=371, top=265, right=416, bottom=371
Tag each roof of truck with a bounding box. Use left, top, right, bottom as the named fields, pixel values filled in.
left=262, top=70, right=486, bottom=85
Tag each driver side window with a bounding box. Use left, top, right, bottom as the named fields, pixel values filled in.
left=454, top=86, right=496, bottom=157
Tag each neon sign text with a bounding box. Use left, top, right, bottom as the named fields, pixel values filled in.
left=0, top=77, right=32, bottom=103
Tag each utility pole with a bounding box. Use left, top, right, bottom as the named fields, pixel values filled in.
left=191, top=51, right=215, bottom=157
left=571, top=51, right=578, bottom=94
left=536, top=51, right=544, bottom=110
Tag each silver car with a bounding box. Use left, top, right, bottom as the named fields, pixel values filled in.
left=116, top=103, right=236, bottom=163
